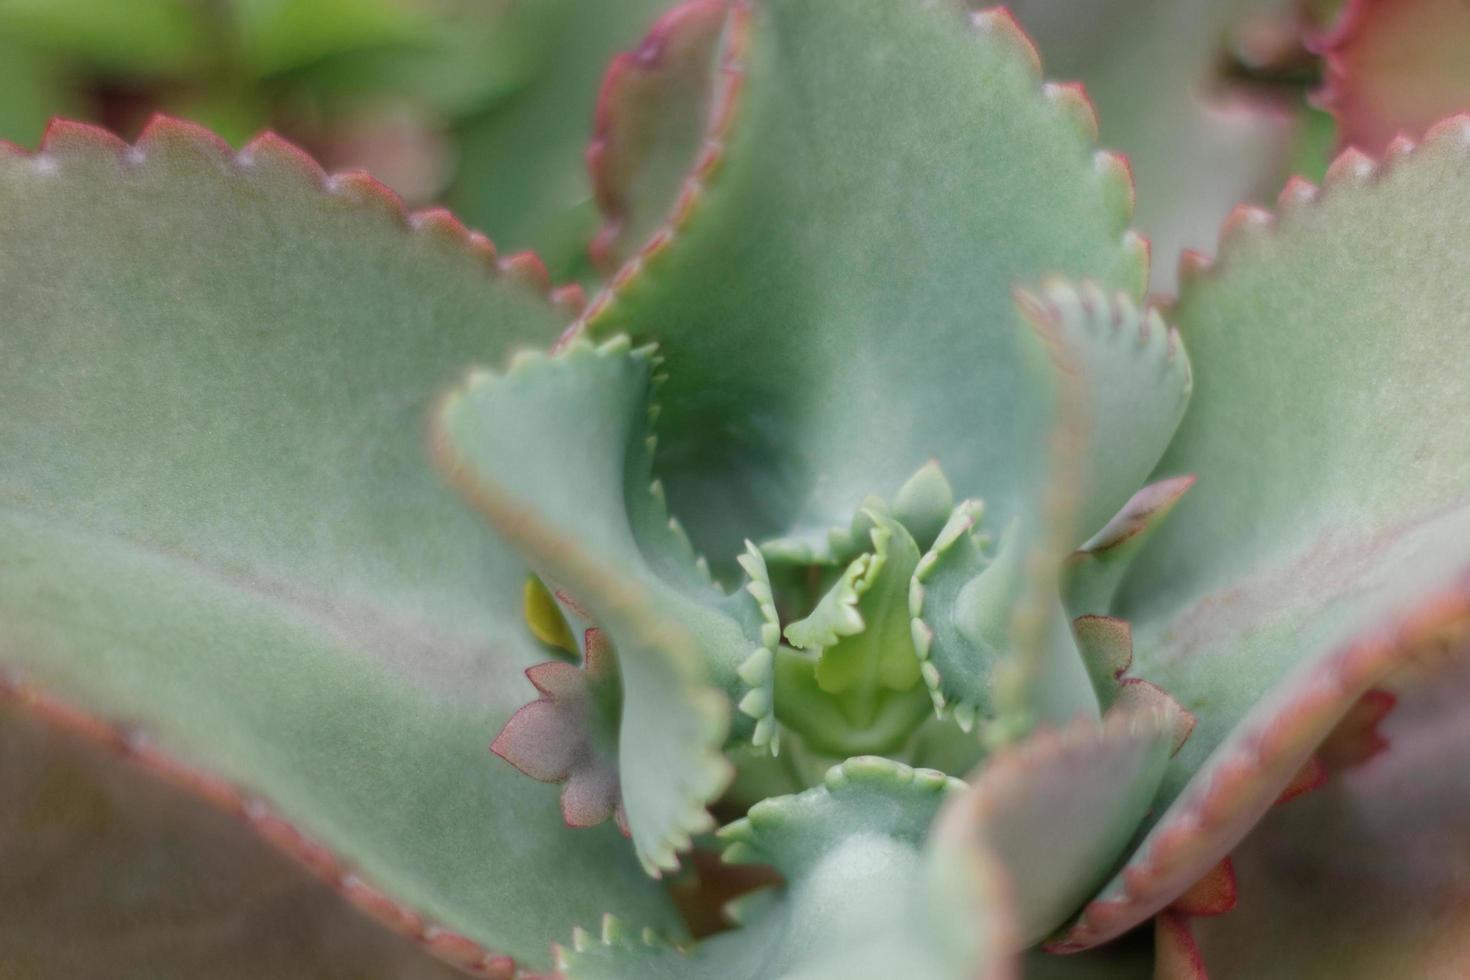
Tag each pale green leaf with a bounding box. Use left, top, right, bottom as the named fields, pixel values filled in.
left=560, top=757, right=1014, bottom=980
left=434, top=339, right=784, bottom=871
left=1008, top=0, right=1301, bottom=292
left=584, top=0, right=1147, bottom=562
left=1066, top=118, right=1470, bottom=947
left=0, top=120, right=678, bottom=969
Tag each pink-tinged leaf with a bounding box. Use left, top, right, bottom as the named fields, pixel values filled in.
left=1066, top=476, right=1196, bottom=616
left=446, top=0, right=682, bottom=278
left=1192, top=650, right=1470, bottom=978
left=1063, top=119, right=1470, bottom=948
left=1316, top=687, right=1396, bottom=771
left=1073, top=615, right=1134, bottom=691
left=490, top=630, right=624, bottom=831
left=588, top=0, right=729, bottom=269
left=1273, top=755, right=1327, bottom=805
left=1314, top=0, right=1470, bottom=155
left=1071, top=616, right=1197, bottom=756
left=1006, top=0, right=1299, bottom=292
left=0, top=118, right=681, bottom=969
left=1155, top=912, right=1210, bottom=980
left=937, top=710, right=1175, bottom=947
left=1170, top=859, right=1237, bottom=918
left=495, top=691, right=582, bottom=781
left=1112, top=680, right=1197, bottom=757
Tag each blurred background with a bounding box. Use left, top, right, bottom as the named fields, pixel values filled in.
left=0, top=0, right=1350, bottom=291
left=0, top=0, right=684, bottom=283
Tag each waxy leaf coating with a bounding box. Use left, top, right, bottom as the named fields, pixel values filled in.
left=0, top=119, right=679, bottom=970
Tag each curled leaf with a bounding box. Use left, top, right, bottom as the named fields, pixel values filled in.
left=0, top=119, right=676, bottom=969
left=582, top=0, right=1147, bottom=562
left=1065, top=117, right=1470, bottom=948
left=1313, top=0, right=1470, bottom=155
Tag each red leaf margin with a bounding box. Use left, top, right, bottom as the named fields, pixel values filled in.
left=0, top=114, right=597, bottom=979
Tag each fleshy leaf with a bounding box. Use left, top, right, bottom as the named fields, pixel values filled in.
left=582, top=0, right=1147, bottom=563
left=1008, top=0, right=1300, bottom=291
left=936, top=710, right=1174, bottom=949
left=892, top=460, right=959, bottom=553
left=911, top=282, right=1190, bottom=732
left=558, top=757, right=1015, bottom=980
left=0, top=703, right=466, bottom=979
left=1013, top=281, right=1193, bottom=543
left=490, top=629, right=625, bottom=831
left=910, top=499, right=994, bottom=722
left=772, top=651, right=936, bottom=759
left=1314, top=0, right=1470, bottom=156
left=524, top=575, right=580, bottom=656
left=1063, top=117, right=1470, bottom=947
left=1072, top=616, right=1135, bottom=700
left=775, top=510, right=934, bottom=756
left=1191, top=648, right=1470, bottom=977
left=785, top=512, right=922, bottom=696
left=734, top=541, right=781, bottom=752
left=588, top=0, right=729, bottom=269
left=0, top=119, right=680, bottom=969
left=810, top=515, right=923, bottom=697
left=435, top=337, right=790, bottom=871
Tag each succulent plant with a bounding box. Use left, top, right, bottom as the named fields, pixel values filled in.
left=2, top=0, right=1469, bottom=977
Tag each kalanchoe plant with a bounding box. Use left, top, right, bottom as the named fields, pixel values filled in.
left=2, top=0, right=1469, bottom=977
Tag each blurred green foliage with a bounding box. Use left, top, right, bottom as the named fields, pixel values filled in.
left=0, top=0, right=669, bottom=280
left=0, top=0, right=1343, bottom=289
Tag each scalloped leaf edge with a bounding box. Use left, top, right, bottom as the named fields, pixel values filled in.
left=734, top=541, right=781, bottom=752
left=0, top=114, right=602, bottom=979
left=432, top=335, right=735, bottom=876
left=5, top=116, right=585, bottom=320
left=1174, top=114, right=1470, bottom=293
left=587, top=0, right=731, bottom=271
left=575, top=1, right=1151, bottom=338
left=1058, top=117, right=1470, bottom=950
left=1055, top=570, right=1470, bottom=950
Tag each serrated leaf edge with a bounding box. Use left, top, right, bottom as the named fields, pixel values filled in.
left=717, top=755, right=964, bottom=871
left=5, top=117, right=585, bottom=320
left=575, top=0, right=1150, bottom=339
left=1174, top=113, right=1470, bottom=296
left=735, top=541, right=781, bottom=753
left=909, top=498, right=990, bottom=728
left=432, top=338, right=734, bottom=877
left=587, top=0, right=731, bottom=271
left=1054, top=572, right=1470, bottom=950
